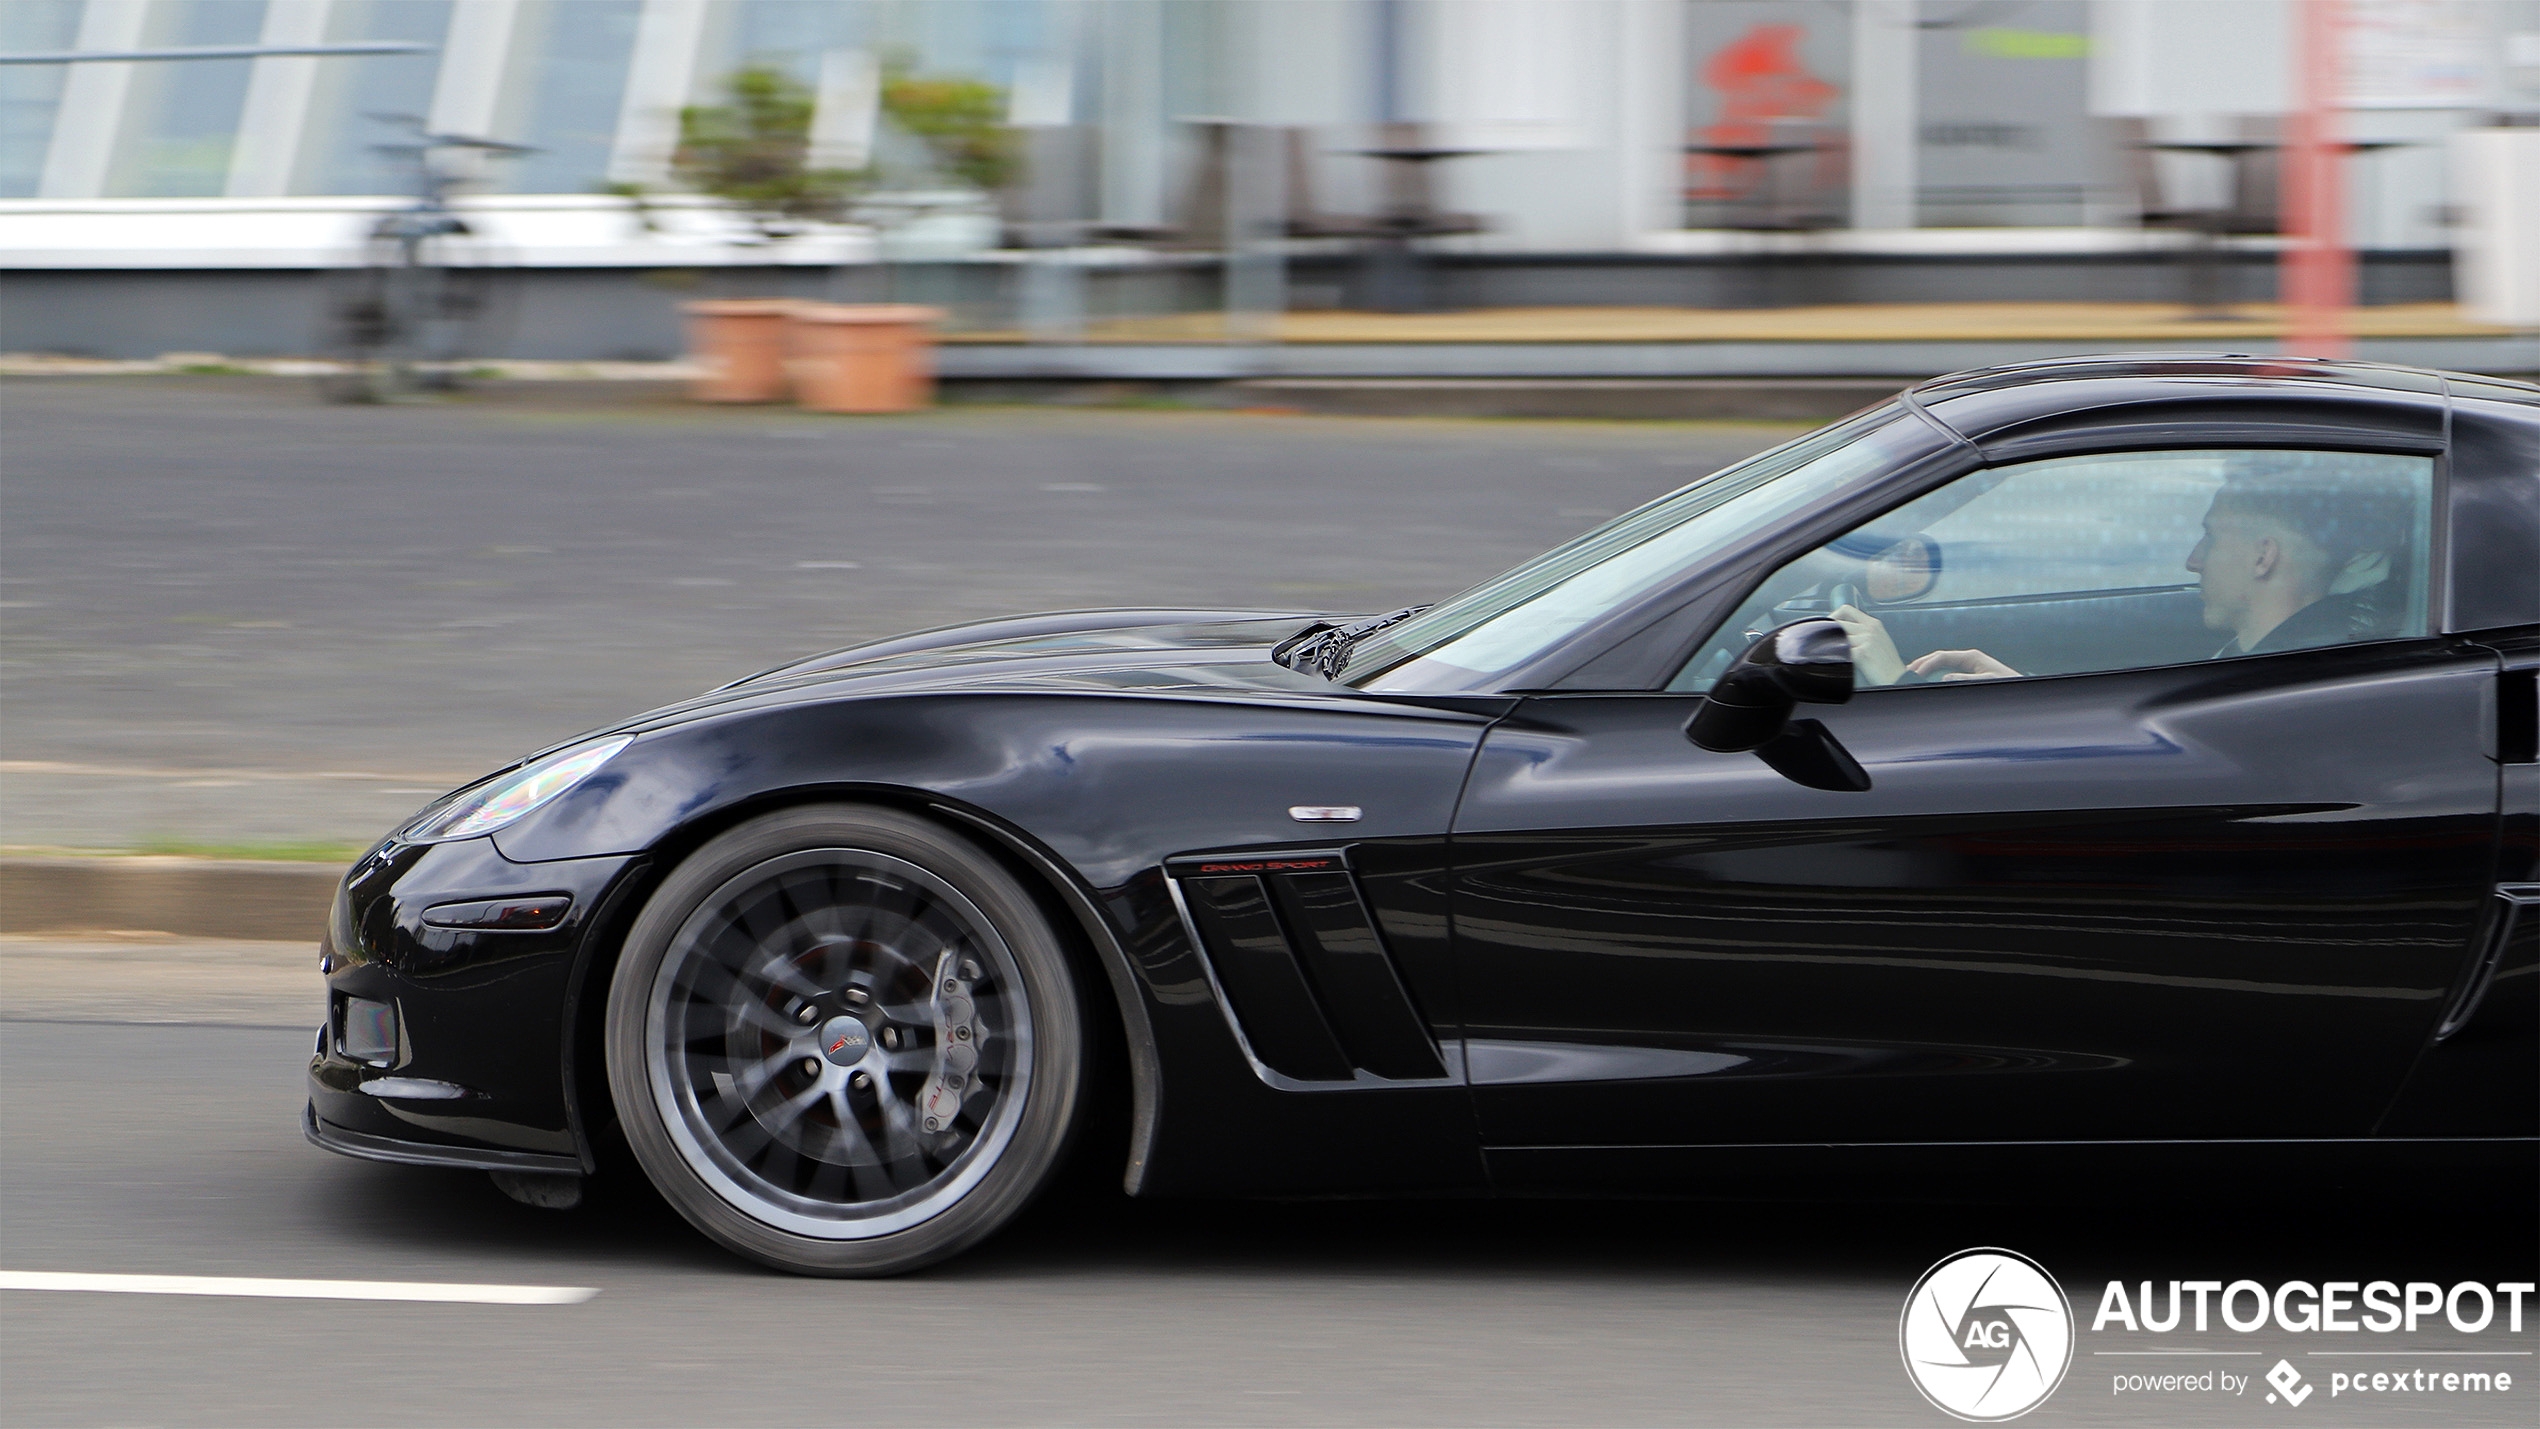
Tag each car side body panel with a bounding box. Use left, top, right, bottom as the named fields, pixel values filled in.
left=318, top=675, right=1505, bottom=1196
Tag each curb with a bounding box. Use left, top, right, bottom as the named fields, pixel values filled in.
left=0, top=857, right=338, bottom=942
left=1230, top=377, right=1903, bottom=421
left=931, top=376, right=1905, bottom=420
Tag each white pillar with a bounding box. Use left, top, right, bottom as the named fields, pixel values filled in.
left=426, top=0, right=521, bottom=140
left=1849, top=0, right=1918, bottom=232
left=1098, top=0, right=1164, bottom=228
left=605, top=0, right=708, bottom=186
left=1617, top=0, right=1688, bottom=240
left=226, top=0, right=334, bottom=197
left=2450, top=128, right=2540, bottom=327
left=37, top=0, right=153, bottom=199
left=1224, top=121, right=1287, bottom=339
left=807, top=48, right=882, bottom=173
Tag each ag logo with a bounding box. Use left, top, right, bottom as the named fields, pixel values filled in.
left=1900, top=1248, right=2075, bottom=1421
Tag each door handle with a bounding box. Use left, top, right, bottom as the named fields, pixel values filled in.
left=2489, top=667, right=2538, bottom=765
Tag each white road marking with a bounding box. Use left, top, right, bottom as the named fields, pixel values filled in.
left=0, top=1270, right=595, bottom=1305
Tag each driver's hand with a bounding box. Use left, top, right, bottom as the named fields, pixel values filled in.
left=1830, top=605, right=1907, bottom=686
left=1908, top=648, right=2020, bottom=681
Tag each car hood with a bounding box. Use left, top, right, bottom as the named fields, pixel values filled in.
left=596, top=608, right=1365, bottom=739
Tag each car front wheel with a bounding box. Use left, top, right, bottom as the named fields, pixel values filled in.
left=605, top=804, right=1085, bottom=1275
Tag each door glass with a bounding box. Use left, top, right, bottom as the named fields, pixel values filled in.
left=1671, top=448, right=2435, bottom=693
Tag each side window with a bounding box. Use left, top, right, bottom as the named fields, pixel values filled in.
left=1670, top=448, right=2435, bottom=693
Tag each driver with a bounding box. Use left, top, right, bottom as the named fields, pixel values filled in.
left=1833, top=465, right=2406, bottom=685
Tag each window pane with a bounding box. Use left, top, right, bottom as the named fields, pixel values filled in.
left=1913, top=451, right=2228, bottom=601
left=104, top=0, right=267, bottom=198
left=298, top=0, right=451, bottom=197
left=1673, top=447, right=2435, bottom=692
left=492, top=0, right=643, bottom=195
left=0, top=0, right=81, bottom=198
left=694, top=0, right=878, bottom=88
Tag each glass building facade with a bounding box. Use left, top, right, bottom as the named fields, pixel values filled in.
left=4, top=0, right=2534, bottom=253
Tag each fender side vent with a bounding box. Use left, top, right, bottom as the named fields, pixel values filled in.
left=1263, top=873, right=1448, bottom=1080
left=1180, top=876, right=1356, bottom=1080
left=1173, top=862, right=1448, bottom=1083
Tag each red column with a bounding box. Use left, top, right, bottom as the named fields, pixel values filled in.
left=2283, top=0, right=2352, bottom=358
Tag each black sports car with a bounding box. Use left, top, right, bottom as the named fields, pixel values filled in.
left=308, top=355, right=2539, bottom=1275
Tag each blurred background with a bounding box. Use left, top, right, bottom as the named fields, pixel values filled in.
left=4, top=0, right=2539, bottom=852
left=2, top=19, right=2534, bottom=1414
left=3, top=0, right=2537, bottom=374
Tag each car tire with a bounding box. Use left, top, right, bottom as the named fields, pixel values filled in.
left=605, top=804, right=1086, bottom=1276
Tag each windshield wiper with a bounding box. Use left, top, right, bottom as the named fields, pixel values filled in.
left=1269, top=606, right=1428, bottom=680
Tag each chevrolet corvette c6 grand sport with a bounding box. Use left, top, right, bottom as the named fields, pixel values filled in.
left=308, top=355, right=2539, bottom=1275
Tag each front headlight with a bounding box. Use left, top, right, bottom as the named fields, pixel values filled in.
left=401, top=736, right=632, bottom=843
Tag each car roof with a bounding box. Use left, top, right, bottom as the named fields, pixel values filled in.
left=1910, top=351, right=2470, bottom=402
left=1904, top=352, right=2540, bottom=448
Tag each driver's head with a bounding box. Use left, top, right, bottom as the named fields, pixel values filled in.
left=2185, top=457, right=2408, bottom=637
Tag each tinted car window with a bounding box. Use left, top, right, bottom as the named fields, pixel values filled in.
left=1671, top=448, right=2435, bottom=693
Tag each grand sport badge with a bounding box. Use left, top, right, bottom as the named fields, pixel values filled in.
left=1901, top=1248, right=2076, bottom=1421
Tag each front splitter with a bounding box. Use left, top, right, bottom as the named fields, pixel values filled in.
left=303, top=1102, right=583, bottom=1176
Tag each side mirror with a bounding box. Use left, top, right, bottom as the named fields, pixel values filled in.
left=1686, top=619, right=1871, bottom=793
left=1687, top=619, right=1854, bottom=753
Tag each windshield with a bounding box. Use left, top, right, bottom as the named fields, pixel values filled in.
left=1345, top=406, right=1937, bottom=692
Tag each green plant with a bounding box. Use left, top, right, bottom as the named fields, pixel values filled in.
left=673, top=65, right=867, bottom=238
left=879, top=60, right=1018, bottom=192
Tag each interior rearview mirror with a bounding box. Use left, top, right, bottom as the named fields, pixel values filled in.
left=1866, top=532, right=1942, bottom=604
left=1686, top=619, right=1871, bottom=792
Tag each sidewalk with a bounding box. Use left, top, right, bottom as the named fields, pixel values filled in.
left=934, top=302, right=2539, bottom=384
left=10, top=302, right=2531, bottom=392
left=946, top=300, right=2516, bottom=344
left=0, top=856, right=339, bottom=941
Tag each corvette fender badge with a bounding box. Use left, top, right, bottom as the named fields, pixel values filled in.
left=1288, top=806, right=1361, bottom=823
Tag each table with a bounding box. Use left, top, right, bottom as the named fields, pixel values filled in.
left=1338, top=143, right=1496, bottom=312
left=1685, top=142, right=1833, bottom=308
left=2132, top=140, right=2409, bottom=317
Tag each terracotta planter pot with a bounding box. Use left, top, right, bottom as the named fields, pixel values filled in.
left=681, top=299, right=800, bottom=403
left=786, top=304, right=943, bottom=414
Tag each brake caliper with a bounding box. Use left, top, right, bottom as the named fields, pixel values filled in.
left=916, top=952, right=983, bottom=1136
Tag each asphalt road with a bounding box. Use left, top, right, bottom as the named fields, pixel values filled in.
left=1, top=377, right=1795, bottom=849
left=3, top=998, right=2530, bottom=1428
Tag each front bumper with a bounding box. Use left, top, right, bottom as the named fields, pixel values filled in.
left=304, top=837, right=644, bottom=1174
